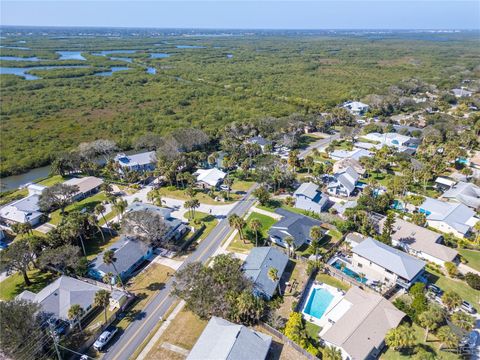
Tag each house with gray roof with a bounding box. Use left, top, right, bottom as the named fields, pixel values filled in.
left=351, top=237, right=425, bottom=289
left=327, top=166, right=360, bottom=197
left=0, top=194, right=43, bottom=226
left=330, top=148, right=372, bottom=162
left=320, top=287, right=405, bottom=360
left=293, top=182, right=329, bottom=214
left=243, top=247, right=289, bottom=299
left=452, top=88, right=473, bottom=98
left=245, top=136, right=271, bottom=153
left=441, top=181, right=480, bottom=210
left=17, top=276, right=104, bottom=325
left=114, top=151, right=156, bottom=173
left=331, top=200, right=357, bottom=219
left=419, top=197, right=479, bottom=238
left=268, top=208, right=324, bottom=250
left=378, top=216, right=458, bottom=267
left=187, top=316, right=272, bottom=360
left=342, top=101, right=369, bottom=116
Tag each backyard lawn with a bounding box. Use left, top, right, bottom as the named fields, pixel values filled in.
left=305, top=321, right=322, bottom=340
left=49, top=192, right=108, bottom=225
left=316, top=273, right=351, bottom=292
left=85, top=234, right=120, bottom=261
left=158, top=187, right=241, bottom=205
left=459, top=249, right=480, bottom=272
left=0, top=268, right=56, bottom=301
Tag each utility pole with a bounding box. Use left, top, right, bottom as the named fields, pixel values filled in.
left=48, top=322, right=62, bottom=360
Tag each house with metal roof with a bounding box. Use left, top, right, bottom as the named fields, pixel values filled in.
left=342, top=101, right=369, bottom=116
left=293, top=182, right=329, bottom=214
left=331, top=200, right=357, bottom=219
left=320, top=287, right=405, bottom=360
left=332, top=157, right=366, bottom=176
left=327, top=166, right=360, bottom=197
left=362, top=132, right=412, bottom=150
left=17, top=276, right=105, bottom=325
left=245, top=136, right=272, bottom=153
left=452, top=88, right=473, bottom=98
left=194, top=167, right=227, bottom=188
left=330, top=148, right=372, bottom=161
left=434, top=176, right=457, bottom=192
left=419, top=197, right=479, bottom=238
left=114, top=151, right=156, bottom=173
left=242, top=247, right=289, bottom=299
left=0, top=194, right=43, bottom=226
left=268, top=208, right=324, bottom=250
left=378, top=216, right=458, bottom=266
left=441, top=181, right=480, bottom=210
left=63, top=176, right=104, bottom=201
left=187, top=316, right=272, bottom=360
left=350, top=237, right=426, bottom=289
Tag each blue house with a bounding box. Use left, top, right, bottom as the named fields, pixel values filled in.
left=293, top=182, right=329, bottom=213
left=114, top=151, right=156, bottom=173
left=88, top=236, right=153, bottom=283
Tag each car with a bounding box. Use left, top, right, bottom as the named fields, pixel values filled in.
left=47, top=318, right=69, bottom=336
left=461, top=301, right=476, bottom=314
left=460, top=331, right=479, bottom=349
left=219, top=184, right=230, bottom=191
left=93, top=326, right=118, bottom=351
left=427, top=284, right=443, bottom=296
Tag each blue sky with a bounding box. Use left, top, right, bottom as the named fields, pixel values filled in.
left=1, top=1, right=479, bottom=29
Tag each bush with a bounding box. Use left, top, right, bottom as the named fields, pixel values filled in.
left=444, top=262, right=458, bottom=277
left=465, top=272, right=480, bottom=290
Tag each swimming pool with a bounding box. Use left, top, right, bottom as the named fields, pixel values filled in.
left=303, top=287, right=334, bottom=319
left=332, top=260, right=368, bottom=284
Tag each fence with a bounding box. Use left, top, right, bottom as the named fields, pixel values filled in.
left=294, top=268, right=318, bottom=313
left=177, top=224, right=206, bottom=252
left=324, top=263, right=367, bottom=289
left=257, top=322, right=319, bottom=360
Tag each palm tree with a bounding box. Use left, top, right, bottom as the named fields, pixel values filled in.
left=229, top=214, right=246, bottom=242
left=223, top=177, right=233, bottom=199
left=94, top=203, right=112, bottom=235
left=190, top=198, right=200, bottom=219
left=88, top=214, right=105, bottom=243
left=284, top=236, right=294, bottom=258
left=147, top=189, right=163, bottom=206
left=102, top=272, right=114, bottom=291
left=268, top=267, right=281, bottom=296
left=67, top=304, right=85, bottom=331
left=103, top=250, right=125, bottom=290
left=94, top=290, right=111, bottom=324
left=385, top=325, right=415, bottom=352
left=113, top=199, right=128, bottom=220
left=418, top=307, right=444, bottom=342
left=323, top=346, right=342, bottom=360
left=249, top=219, right=262, bottom=247
left=185, top=186, right=196, bottom=199
left=441, top=290, right=461, bottom=311
left=436, top=326, right=459, bottom=350
left=100, top=182, right=114, bottom=195
left=310, top=226, right=323, bottom=261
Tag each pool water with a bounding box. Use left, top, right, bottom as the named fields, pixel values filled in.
left=303, top=288, right=334, bottom=319
left=332, top=261, right=367, bottom=284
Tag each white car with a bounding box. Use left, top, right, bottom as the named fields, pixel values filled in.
left=461, top=301, right=476, bottom=314
left=219, top=184, right=230, bottom=191
left=93, top=326, right=117, bottom=351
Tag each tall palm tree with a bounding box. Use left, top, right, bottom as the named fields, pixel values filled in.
left=268, top=267, right=281, bottom=296
left=103, top=250, right=125, bottom=290
left=223, top=176, right=233, bottom=199
left=88, top=214, right=105, bottom=243
left=323, top=346, right=342, bottom=360
left=100, top=182, right=113, bottom=195
left=67, top=304, right=85, bottom=331
left=437, top=326, right=459, bottom=350
left=113, top=199, right=128, bottom=220
left=284, top=236, right=294, bottom=258
left=309, top=226, right=323, bottom=261
left=95, top=203, right=112, bottom=235
left=94, top=290, right=111, bottom=324
left=249, top=219, right=262, bottom=247
left=229, top=214, right=246, bottom=242
left=102, top=272, right=114, bottom=291
left=190, top=198, right=200, bottom=219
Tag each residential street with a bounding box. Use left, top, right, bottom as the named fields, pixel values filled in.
left=298, top=132, right=340, bottom=159
left=101, top=186, right=257, bottom=360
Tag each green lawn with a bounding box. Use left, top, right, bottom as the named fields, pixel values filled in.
left=49, top=192, right=108, bottom=225
left=0, top=269, right=56, bottom=301
left=0, top=175, right=66, bottom=206
left=230, top=180, right=255, bottom=192
left=315, top=273, right=351, bottom=292
left=85, top=234, right=121, bottom=261
left=37, top=175, right=67, bottom=187
left=305, top=321, right=321, bottom=340
left=158, top=187, right=241, bottom=205
left=459, top=249, right=480, bottom=272
left=227, top=211, right=276, bottom=254
left=187, top=211, right=218, bottom=242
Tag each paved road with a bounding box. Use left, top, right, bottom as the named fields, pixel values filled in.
left=102, top=186, right=257, bottom=360
left=298, top=132, right=340, bottom=159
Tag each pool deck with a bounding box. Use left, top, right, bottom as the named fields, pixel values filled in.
left=301, top=282, right=346, bottom=327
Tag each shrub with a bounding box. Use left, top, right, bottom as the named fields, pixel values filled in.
left=444, top=262, right=458, bottom=277
left=465, top=272, right=480, bottom=290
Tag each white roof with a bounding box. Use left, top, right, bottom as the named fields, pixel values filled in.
left=442, top=181, right=480, bottom=209
left=0, top=194, right=43, bottom=224
left=343, top=101, right=369, bottom=112
left=435, top=177, right=456, bottom=187
left=63, top=176, right=104, bottom=196
left=194, top=168, right=226, bottom=187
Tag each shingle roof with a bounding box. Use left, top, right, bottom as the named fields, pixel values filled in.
left=352, top=238, right=425, bottom=280
left=333, top=158, right=366, bottom=175
left=322, top=287, right=405, bottom=360
left=330, top=148, right=372, bottom=161
left=16, top=276, right=103, bottom=321
left=243, top=247, right=289, bottom=299
left=329, top=166, right=359, bottom=194
left=442, top=182, right=480, bottom=209
left=294, top=182, right=320, bottom=200
left=187, top=317, right=272, bottom=360
left=332, top=200, right=357, bottom=215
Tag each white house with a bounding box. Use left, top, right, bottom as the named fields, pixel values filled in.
left=329, top=148, right=372, bottom=162
left=63, top=176, right=104, bottom=201
left=362, top=132, right=412, bottom=149
left=194, top=168, right=226, bottom=188
left=293, top=182, right=329, bottom=213
left=452, top=88, right=473, bottom=98
left=0, top=194, right=43, bottom=226
left=114, top=151, right=156, bottom=173
left=441, top=181, right=480, bottom=210
left=327, top=166, right=359, bottom=197
left=342, top=101, right=369, bottom=116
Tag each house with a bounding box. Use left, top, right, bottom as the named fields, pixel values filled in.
left=332, top=158, right=366, bottom=176
left=350, top=237, right=426, bottom=289
left=114, top=151, right=156, bottom=172
left=441, top=181, right=480, bottom=210
left=293, top=182, right=329, bottom=213
left=194, top=167, right=227, bottom=188
left=320, top=287, right=405, bottom=360
left=27, top=183, right=47, bottom=196
left=378, top=216, right=458, bottom=266
left=245, top=136, right=271, bottom=153
left=345, top=232, right=370, bottom=248
left=242, top=247, right=289, bottom=299
left=88, top=236, right=153, bottom=283
left=125, top=202, right=187, bottom=241
left=268, top=208, right=324, bottom=249
left=63, top=176, right=104, bottom=201
left=330, top=148, right=372, bottom=161
left=0, top=194, right=43, bottom=226
left=331, top=200, right=357, bottom=219
left=363, top=132, right=412, bottom=149
left=342, top=101, right=369, bottom=116
left=419, top=197, right=479, bottom=238
left=434, top=176, right=457, bottom=192
left=187, top=316, right=272, bottom=360
left=109, top=290, right=128, bottom=310
left=452, top=88, right=473, bottom=98
left=16, top=276, right=104, bottom=325
left=327, top=166, right=359, bottom=197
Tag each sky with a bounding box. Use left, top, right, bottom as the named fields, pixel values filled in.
left=1, top=1, right=479, bottom=30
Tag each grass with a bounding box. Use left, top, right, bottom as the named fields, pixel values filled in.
left=188, top=211, right=218, bottom=243
left=0, top=175, right=66, bottom=206
left=85, top=233, right=120, bottom=261
left=158, top=187, right=241, bottom=205
left=305, top=321, right=322, bottom=340
left=227, top=211, right=276, bottom=254
left=49, top=192, right=108, bottom=225
left=230, top=180, right=255, bottom=192
left=0, top=268, right=56, bottom=301
left=37, top=175, right=66, bottom=187
left=315, top=273, right=351, bottom=292
left=459, top=249, right=480, bottom=272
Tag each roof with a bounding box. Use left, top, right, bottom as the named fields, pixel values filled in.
left=452, top=88, right=473, bottom=97
left=246, top=136, right=270, bottom=146
left=333, top=158, right=365, bottom=175
left=442, top=182, right=480, bottom=209
left=294, top=182, right=319, bottom=200
left=187, top=317, right=272, bottom=360
left=329, top=166, right=359, bottom=194
left=363, top=132, right=411, bottom=147
left=322, top=287, right=405, bottom=360
left=126, top=202, right=172, bottom=219
left=16, top=276, right=103, bottom=321
left=343, top=101, right=369, bottom=112
left=115, top=151, right=156, bottom=167
left=330, top=148, right=372, bottom=161
left=92, top=236, right=151, bottom=275
left=352, top=237, right=425, bottom=281
left=63, top=176, right=104, bottom=196
left=346, top=232, right=370, bottom=245
left=379, top=217, right=458, bottom=263
left=420, top=197, right=477, bottom=235
left=435, top=177, right=457, bottom=187
left=332, top=200, right=357, bottom=215
left=195, top=168, right=227, bottom=187
left=0, top=194, right=42, bottom=223
left=269, top=208, right=323, bottom=248
left=243, top=247, right=289, bottom=299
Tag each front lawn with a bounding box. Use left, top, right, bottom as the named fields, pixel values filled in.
left=459, top=249, right=480, bottom=272
left=188, top=211, right=218, bottom=243
left=0, top=269, right=56, bottom=301
left=227, top=211, right=276, bottom=254
left=158, top=187, right=241, bottom=205
left=230, top=180, right=255, bottom=192
left=49, top=192, right=108, bottom=225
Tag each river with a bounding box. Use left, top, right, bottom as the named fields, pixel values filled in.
left=1, top=165, right=51, bottom=191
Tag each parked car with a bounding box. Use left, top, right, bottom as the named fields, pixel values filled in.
left=93, top=326, right=118, bottom=351
left=460, top=331, right=479, bottom=350
left=47, top=318, right=69, bottom=336
left=219, top=184, right=230, bottom=191
left=427, top=284, right=443, bottom=296
left=461, top=301, right=476, bottom=314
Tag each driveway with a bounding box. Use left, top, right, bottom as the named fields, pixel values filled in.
left=298, top=132, right=340, bottom=159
